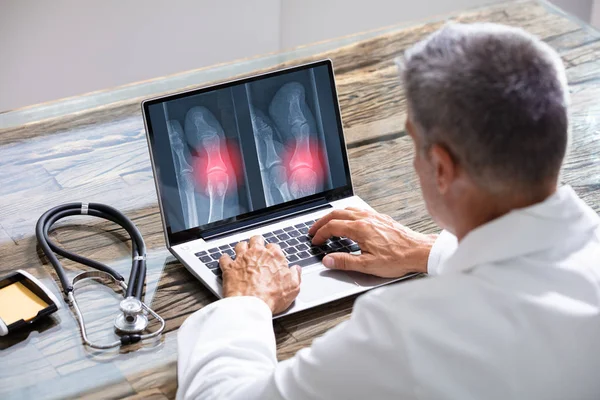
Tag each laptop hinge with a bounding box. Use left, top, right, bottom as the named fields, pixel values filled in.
left=201, top=200, right=332, bottom=242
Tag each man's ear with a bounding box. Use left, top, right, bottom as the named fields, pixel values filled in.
left=429, top=144, right=456, bottom=194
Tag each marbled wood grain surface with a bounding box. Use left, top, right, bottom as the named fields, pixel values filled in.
left=1, top=1, right=600, bottom=398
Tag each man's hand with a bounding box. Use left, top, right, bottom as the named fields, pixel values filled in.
left=219, top=235, right=302, bottom=314
left=308, top=207, right=437, bottom=278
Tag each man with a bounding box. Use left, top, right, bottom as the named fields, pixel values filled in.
left=177, top=23, right=600, bottom=399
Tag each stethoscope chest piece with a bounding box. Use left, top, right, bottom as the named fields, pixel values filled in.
left=67, top=270, right=165, bottom=349
left=37, top=202, right=165, bottom=350
left=114, top=297, right=148, bottom=334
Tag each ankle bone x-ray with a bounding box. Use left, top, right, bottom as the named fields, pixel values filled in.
left=149, top=64, right=349, bottom=233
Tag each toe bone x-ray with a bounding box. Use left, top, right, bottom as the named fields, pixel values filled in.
left=147, top=63, right=349, bottom=234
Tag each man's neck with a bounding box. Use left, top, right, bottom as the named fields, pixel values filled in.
left=453, top=183, right=558, bottom=242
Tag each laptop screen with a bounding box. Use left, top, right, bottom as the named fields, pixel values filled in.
left=143, top=60, right=352, bottom=245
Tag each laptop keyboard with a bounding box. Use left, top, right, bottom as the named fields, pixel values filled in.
left=193, top=219, right=360, bottom=279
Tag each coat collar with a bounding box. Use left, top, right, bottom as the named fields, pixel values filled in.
left=441, top=186, right=600, bottom=274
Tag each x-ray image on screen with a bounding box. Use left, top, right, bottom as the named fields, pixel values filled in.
left=184, top=106, right=242, bottom=224
left=250, top=81, right=329, bottom=207
left=166, top=120, right=199, bottom=227
left=161, top=88, right=248, bottom=230
left=146, top=63, right=349, bottom=234
left=250, top=108, right=292, bottom=206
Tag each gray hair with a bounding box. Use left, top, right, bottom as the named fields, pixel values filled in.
left=400, top=23, right=569, bottom=194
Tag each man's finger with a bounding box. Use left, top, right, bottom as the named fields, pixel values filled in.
left=291, top=265, right=302, bottom=287
left=321, top=252, right=368, bottom=273
left=311, top=220, right=361, bottom=245
left=249, top=235, right=265, bottom=248
left=219, top=254, right=233, bottom=271
left=344, top=206, right=364, bottom=212
left=308, top=209, right=360, bottom=236
left=265, top=242, right=280, bottom=250
left=266, top=242, right=282, bottom=253
left=266, top=243, right=286, bottom=260
left=234, top=240, right=248, bottom=255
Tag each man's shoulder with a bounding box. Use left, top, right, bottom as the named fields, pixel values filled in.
left=357, top=270, right=530, bottom=342
left=358, top=273, right=500, bottom=327
left=363, top=273, right=482, bottom=305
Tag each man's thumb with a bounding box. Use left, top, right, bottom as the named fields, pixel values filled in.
left=322, top=253, right=360, bottom=271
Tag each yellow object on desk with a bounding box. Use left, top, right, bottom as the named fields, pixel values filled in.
left=0, top=281, right=49, bottom=325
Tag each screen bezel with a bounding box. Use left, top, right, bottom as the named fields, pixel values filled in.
left=142, top=60, right=353, bottom=247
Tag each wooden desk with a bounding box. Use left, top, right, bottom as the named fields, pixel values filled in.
left=1, top=1, right=599, bottom=398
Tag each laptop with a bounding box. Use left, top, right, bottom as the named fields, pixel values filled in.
left=142, top=60, right=416, bottom=316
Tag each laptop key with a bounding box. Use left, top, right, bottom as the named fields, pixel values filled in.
left=222, top=249, right=235, bottom=257
left=265, top=236, right=278, bottom=244
left=287, top=254, right=299, bottom=262
left=211, top=268, right=222, bottom=277
left=286, top=238, right=300, bottom=246
left=211, top=253, right=222, bottom=260
left=277, top=233, right=290, bottom=241
left=298, top=226, right=309, bottom=235
left=310, top=246, right=324, bottom=256
left=330, top=241, right=344, bottom=250
left=295, top=243, right=309, bottom=251
left=288, top=230, right=301, bottom=237
left=349, top=243, right=361, bottom=252
left=295, top=255, right=324, bottom=268
left=264, top=232, right=275, bottom=238
left=340, top=238, right=354, bottom=246
left=194, top=251, right=207, bottom=257
left=298, top=235, right=311, bottom=243
left=283, top=226, right=295, bottom=232
left=294, top=223, right=305, bottom=229
left=219, top=245, right=229, bottom=251
left=286, top=246, right=299, bottom=254
left=199, top=255, right=213, bottom=263
left=273, top=229, right=284, bottom=235
left=206, top=261, right=220, bottom=270
left=297, top=251, right=311, bottom=260
left=319, top=244, right=333, bottom=253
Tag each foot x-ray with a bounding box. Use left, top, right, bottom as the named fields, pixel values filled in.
left=167, top=120, right=199, bottom=228
left=147, top=64, right=348, bottom=233
left=251, top=82, right=326, bottom=207
left=184, top=106, right=241, bottom=224
left=250, top=108, right=292, bottom=206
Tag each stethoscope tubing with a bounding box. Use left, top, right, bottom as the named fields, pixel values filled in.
left=36, top=202, right=147, bottom=299
left=35, top=202, right=165, bottom=349
left=69, top=270, right=165, bottom=350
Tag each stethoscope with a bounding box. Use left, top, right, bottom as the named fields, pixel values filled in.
left=36, top=202, right=165, bottom=350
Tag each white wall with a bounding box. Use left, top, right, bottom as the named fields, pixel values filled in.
left=0, top=0, right=281, bottom=112
left=0, top=0, right=596, bottom=112
left=593, top=0, right=600, bottom=27
left=551, top=0, right=594, bottom=22
left=280, top=0, right=501, bottom=49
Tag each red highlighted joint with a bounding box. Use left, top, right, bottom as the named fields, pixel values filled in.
left=192, top=141, right=242, bottom=196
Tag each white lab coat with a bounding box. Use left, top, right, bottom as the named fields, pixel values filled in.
left=177, top=186, right=600, bottom=400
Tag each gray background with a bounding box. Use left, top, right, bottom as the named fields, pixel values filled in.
left=0, top=0, right=596, bottom=112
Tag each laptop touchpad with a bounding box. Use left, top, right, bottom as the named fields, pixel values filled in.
left=297, top=269, right=359, bottom=303
left=346, top=271, right=397, bottom=288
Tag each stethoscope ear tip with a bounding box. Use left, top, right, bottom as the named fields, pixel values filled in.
left=37, top=203, right=165, bottom=350
left=120, top=334, right=142, bottom=346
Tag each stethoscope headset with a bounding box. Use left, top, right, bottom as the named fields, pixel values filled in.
left=36, top=202, right=165, bottom=350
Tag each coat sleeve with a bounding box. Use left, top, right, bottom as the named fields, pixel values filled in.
left=427, top=230, right=458, bottom=276
left=177, top=293, right=418, bottom=400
